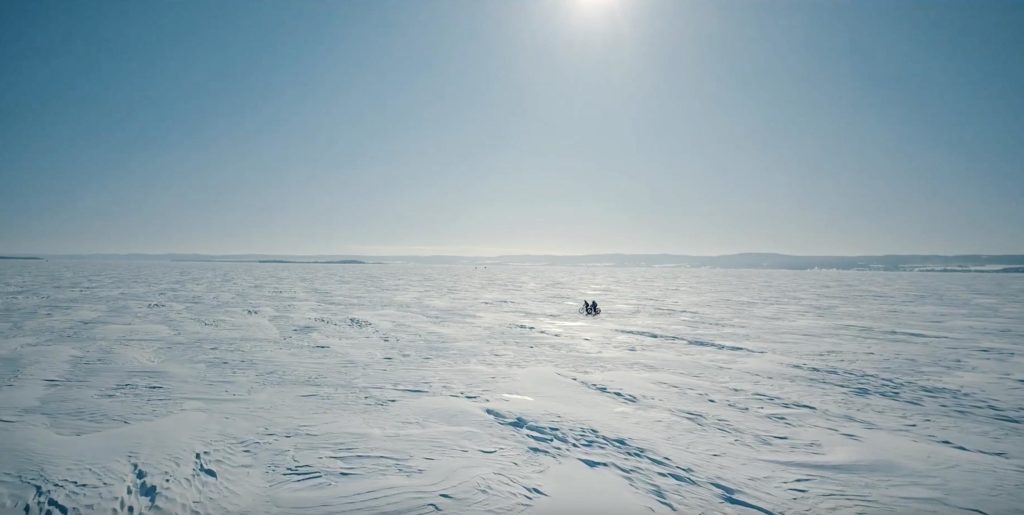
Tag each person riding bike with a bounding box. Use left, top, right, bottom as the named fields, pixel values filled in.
left=584, top=300, right=592, bottom=315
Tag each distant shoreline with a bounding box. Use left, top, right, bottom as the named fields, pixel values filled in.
left=256, top=259, right=370, bottom=265
left=4, top=253, right=1024, bottom=272
left=0, top=256, right=43, bottom=260
left=171, top=259, right=372, bottom=265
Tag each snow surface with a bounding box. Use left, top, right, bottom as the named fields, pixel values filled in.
left=1, top=261, right=1021, bottom=514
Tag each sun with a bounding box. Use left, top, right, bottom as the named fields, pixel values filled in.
left=567, top=0, right=623, bottom=25
left=573, top=0, right=619, bottom=13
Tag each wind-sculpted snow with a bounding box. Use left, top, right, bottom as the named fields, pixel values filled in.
left=0, top=262, right=1021, bottom=514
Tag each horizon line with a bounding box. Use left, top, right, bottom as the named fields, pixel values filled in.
left=5, top=251, right=1024, bottom=259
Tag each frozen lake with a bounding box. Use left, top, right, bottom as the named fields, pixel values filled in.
left=1, top=261, right=1021, bottom=514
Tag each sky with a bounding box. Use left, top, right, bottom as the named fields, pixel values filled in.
left=1, top=0, right=1022, bottom=256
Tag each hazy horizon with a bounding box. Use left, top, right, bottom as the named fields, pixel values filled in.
left=3, top=0, right=1023, bottom=256
left=7, top=250, right=1024, bottom=259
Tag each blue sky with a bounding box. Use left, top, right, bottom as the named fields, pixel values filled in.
left=2, top=0, right=1022, bottom=255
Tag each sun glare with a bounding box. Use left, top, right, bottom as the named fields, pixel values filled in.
left=567, top=0, right=623, bottom=27
left=573, top=0, right=618, bottom=14
left=575, top=0, right=617, bottom=8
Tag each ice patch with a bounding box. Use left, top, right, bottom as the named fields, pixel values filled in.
left=502, top=394, right=534, bottom=401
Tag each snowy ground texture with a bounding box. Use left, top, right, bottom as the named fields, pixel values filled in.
left=1, top=261, right=1022, bottom=514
